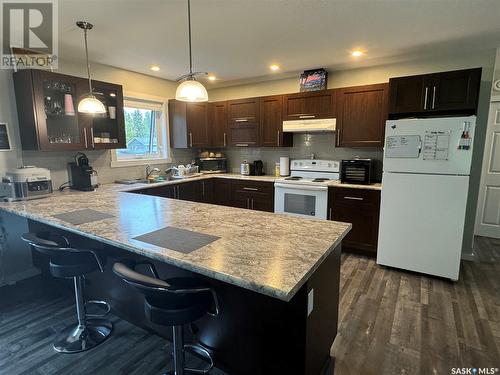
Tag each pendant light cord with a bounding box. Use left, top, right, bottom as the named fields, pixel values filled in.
left=187, top=0, right=193, bottom=76
left=83, top=28, right=93, bottom=94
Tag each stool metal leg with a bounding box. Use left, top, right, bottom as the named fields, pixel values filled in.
left=173, top=325, right=185, bottom=375
left=53, top=276, right=113, bottom=353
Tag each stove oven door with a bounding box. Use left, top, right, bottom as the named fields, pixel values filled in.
left=274, top=183, right=328, bottom=219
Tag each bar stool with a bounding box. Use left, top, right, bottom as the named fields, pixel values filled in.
left=112, top=261, right=219, bottom=375
left=21, top=232, right=113, bottom=353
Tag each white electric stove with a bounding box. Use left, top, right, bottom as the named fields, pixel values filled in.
left=274, top=160, right=340, bottom=219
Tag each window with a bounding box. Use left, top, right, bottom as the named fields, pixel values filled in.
left=111, top=97, right=169, bottom=167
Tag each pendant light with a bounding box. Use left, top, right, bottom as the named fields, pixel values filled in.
left=76, top=21, right=106, bottom=114
left=175, top=0, right=208, bottom=102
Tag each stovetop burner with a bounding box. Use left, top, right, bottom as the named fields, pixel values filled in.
left=312, top=178, right=330, bottom=182
left=285, top=176, right=303, bottom=181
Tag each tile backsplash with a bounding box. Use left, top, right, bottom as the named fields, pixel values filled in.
left=21, top=133, right=382, bottom=188
left=221, top=133, right=383, bottom=180
left=22, top=149, right=196, bottom=189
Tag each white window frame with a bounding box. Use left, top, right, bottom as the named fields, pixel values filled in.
left=110, top=93, right=171, bottom=168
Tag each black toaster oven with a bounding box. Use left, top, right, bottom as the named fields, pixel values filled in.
left=341, top=159, right=372, bottom=185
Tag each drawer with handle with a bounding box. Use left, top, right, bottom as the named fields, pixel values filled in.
left=329, top=187, right=380, bottom=208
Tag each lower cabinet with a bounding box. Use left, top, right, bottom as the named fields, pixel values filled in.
left=328, top=187, right=381, bottom=256
left=133, top=178, right=274, bottom=212
left=230, top=180, right=274, bottom=212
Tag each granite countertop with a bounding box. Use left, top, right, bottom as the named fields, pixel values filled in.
left=0, top=183, right=351, bottom=301
left=121, top=172, right=382, bottom=191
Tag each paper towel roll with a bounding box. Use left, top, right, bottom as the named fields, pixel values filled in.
left=280, top=157, right=290, bottom=176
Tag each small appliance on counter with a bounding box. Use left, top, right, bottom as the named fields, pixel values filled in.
left=68, top=152, right=98, bottom=191
left=0, top=166, right=53, bottom=202
left=279, top=157, right=290, bottom=176
left=198, top=157, right=227, bottom=173
left=253, top=160, right=264, bottom=176
left=340, top=159, right=373, bottom=185
left=240, top=160, right=250, bottom=176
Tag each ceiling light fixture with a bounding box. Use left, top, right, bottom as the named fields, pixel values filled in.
left=270, top=64, right=280, bottom=71
left=76, top=21, right=106, bottom=114
left=175, top=0, right=208, bottom=102
left=351, top=50, right=364, bottom=57
left=208, top=75, right=216, bottom=81
left=150, top=65, right=160, bottom=72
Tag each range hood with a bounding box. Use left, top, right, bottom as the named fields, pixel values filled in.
left=282, top=118, right=336, bottom=133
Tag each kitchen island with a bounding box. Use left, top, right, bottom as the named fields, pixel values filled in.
left=0, top=183, right=351, bottom=375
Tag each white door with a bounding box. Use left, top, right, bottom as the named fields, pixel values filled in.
left=377, top=172, right=469, bottom=280
left=475, top=101, right=500, bottom=239
left=384, top=116, right=475, bottom=175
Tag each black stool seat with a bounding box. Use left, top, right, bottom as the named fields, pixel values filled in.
left=49, top=252, right=100, bottom=278
left=21, top=232, right=113, bottom=354
left=113, top=262, right=219, bottom=375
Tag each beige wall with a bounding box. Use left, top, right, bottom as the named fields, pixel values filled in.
left=20, top=60, right=196, bottom=188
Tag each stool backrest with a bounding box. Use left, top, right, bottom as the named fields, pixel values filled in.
left=21, top=232, right=77, bottom=258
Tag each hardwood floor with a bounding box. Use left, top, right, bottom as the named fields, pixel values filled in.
left=0, top=236, right=498, bottom=374
left=333, top=236, right=500, bottom=375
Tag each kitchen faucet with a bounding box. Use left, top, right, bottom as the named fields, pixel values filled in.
left=145, top=165, right=160, bottom=181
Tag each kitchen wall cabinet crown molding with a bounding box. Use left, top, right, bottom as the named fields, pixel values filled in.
left=388, top=68, right=482, bottom=118
left=335, top=83, right=389, bottom=148
left=13, top=69, right=125, bottom=151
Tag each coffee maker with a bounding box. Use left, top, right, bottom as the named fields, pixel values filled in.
left=68, top=153, right=98, bottom=191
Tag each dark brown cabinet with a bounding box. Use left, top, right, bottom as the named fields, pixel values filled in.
left=230, top=180, right=274, bottom=212
left=335, top=83, right=388, bottom=148
left=328, top=187, right=380, bottom=256
left=169, top=100, right=210, bottom=148
left=227, top=98, right=260, bottom=147
left=259, top=95, right=292, bottom=147
left=389, top=68, right=481, bottom=118
left=209, top=101, right=228, bottom=147
left=13, top=70, right=126, bottom=151
left=213, top=178, right=232, bottom=206
left=282, top=90, right=336, bottom=121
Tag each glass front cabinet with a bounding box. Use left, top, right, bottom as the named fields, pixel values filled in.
left=13, top=70, right=125, bottom=151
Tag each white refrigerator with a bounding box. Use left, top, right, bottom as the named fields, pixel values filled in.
left=377, top=116, right=476, bottom=280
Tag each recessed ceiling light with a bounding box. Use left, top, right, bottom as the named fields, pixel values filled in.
left=270, top=64, right=280, bottom=71
left=150, top=65, right=160, bottom=72
left=208, top=75, right=216, bottom=81
left=351, top=50, right=364, bottom=57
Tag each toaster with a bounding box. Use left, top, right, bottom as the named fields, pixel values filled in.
left=0, top=166, right=53, bottom=201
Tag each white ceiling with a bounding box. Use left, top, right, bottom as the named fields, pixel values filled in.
left=58, top=0, right=500, bottom=87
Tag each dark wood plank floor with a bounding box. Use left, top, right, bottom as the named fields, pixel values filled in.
left=333, top=236, right=500, bottom=375
left=0, top=236, right=498, bottom=374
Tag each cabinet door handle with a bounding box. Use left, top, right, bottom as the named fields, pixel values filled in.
left=243, top=187, right=258, bottom=191
left=202, top=181, right=205, bottom=197
left=247, top=198, right=250, bottom=209
left=90, top=128, right=95, bottom=148
left=337, top=127, right=342, bottom=145
left=277, top=130, right=280, bottom=147
left=299, top=115, right=315, bottom=119
left=235, top=118, right=248, bottom=122
left=223, top=133, right=227, bottom=147
left=84, top=129, right=88, bottom=148
left=251, top=198, right=254, bottom=210
left=432, top=86, right=436, bottom=109
left=189, top=132, right=193, bottom=147
left=329, top=207, right=332, bottom=220
left=423, top=87, right=429, bottom=110
left=344, top=196, right=364, bottom=201
left=235, top=143, right=248, bottom=147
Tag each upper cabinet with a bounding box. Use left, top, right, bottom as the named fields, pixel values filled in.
left=388, top=68, right=481, bottom=118
left=209, top=101, right=228, bottom=147
left=227, top=97, right=260, bottom=147
left=13, top=69, right=125, bottom=151
left=169, top=100, right=210, bottom=148
left=259, top=95, right=292, bottom=147
left=282, top=90, right=336, bottom=121
left=335, top=83, right=388, bottom=148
